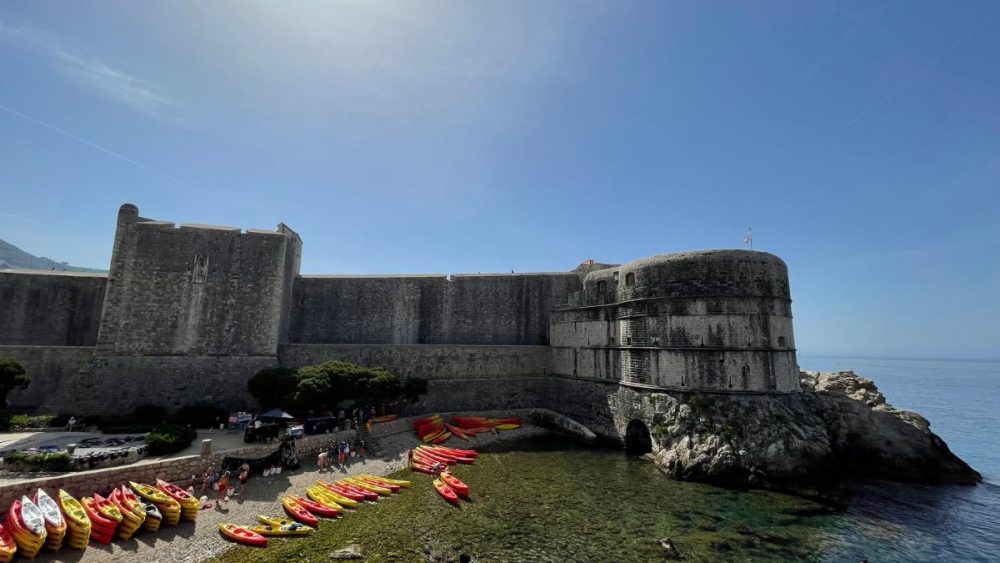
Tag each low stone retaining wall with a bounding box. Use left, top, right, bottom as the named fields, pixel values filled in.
left=0, top=431, right=349, bottom=509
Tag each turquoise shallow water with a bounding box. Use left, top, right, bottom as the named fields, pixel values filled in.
left=217, top=357, right=1000, bottom=562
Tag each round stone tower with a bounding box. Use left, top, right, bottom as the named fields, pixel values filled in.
left=550, top=249, right=798, bottom=393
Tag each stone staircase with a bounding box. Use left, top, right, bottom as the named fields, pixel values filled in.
left=357, top=426, right=386, bottom=459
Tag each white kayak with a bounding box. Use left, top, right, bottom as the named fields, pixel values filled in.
left=20, top=496, right=46, bottom=535
left=34, top=489, right=64, bottom=527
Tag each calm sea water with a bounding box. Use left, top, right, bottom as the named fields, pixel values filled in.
left=799, top=355, right=1000, bottom=561
left=216, top=357, right=1000, bottom=562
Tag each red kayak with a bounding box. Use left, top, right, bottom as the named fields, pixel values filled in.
left=413, top=449, right=452, bottom=467
left=333, top=482, right=379, bottom=502
left=281, top=496, right=319, bottom=527
left=419, top=446, right=474, bottom=464
left=156, top=479, right=196, bottom=504
left=412, top=415, right=443, bottom=427
left=432, top=477, right=460, bottom=505
left=440, top=471, right=470, bottom=498
left=318, top=482, right=366, bottom=501
left=356, top=476, right=400, bottom=493
left=288, top=494, right=340, bottom=518
left=410, top=461, right=440, bottom=475
left=431, top=445, right=479, bottom=457
left=219, top=523, right=268, bottom=547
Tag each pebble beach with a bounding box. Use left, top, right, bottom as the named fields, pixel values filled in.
left=24, top=418, right=545, bottom=563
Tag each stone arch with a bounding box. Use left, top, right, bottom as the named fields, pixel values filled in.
left=625, top=419, right=652, bottom=455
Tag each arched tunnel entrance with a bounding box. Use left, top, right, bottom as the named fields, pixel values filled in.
left=625, top=419, right=652, bottom=455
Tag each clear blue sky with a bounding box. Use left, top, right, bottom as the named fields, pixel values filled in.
left=1, top=1, right=997, bottom=360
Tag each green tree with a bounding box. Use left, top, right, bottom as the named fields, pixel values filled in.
left=401, top=377, right=429, bottom=402
left=0, top=357, right=31, bottom=406
left=248, top=367, right=300, bottom=410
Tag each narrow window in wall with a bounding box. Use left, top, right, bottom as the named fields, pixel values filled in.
left=598, top=280, right=607, bottom=295
left=625, top=272, right=635, bottom=287
left=192, top=255, right=208, bottom=284
left=778, top=336, right=786, bottom=347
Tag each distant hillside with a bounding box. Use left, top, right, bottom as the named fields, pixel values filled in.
left=0, top=238, right=106, bottom=273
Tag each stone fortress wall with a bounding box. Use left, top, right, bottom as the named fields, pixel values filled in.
left=0, top=204, right=799, bottom=425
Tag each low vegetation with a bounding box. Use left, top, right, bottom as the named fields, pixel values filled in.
left=0, top=357, right=31, bottom=406
left=146, top=424, right=197, bottom=456
left=4, top=450, right=73, bottom=472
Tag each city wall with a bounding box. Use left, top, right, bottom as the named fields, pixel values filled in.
left=288, top=273, right=581, bottom=345
left=0, top=271, right=106, bottom=346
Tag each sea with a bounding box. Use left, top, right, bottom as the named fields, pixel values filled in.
left=797, top=355, right=1000, bottom=561
left=217, top=356, right=1000, bottom=563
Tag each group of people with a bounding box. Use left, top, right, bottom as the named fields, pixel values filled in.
left=199, top=461, right=251, bottom=499
left=317, top=437, right=366, bottom=470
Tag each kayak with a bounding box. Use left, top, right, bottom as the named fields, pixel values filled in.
left=440, top=471, right=470, bottom=498
left=412, top=450, right=450, bottom=468
left=156, top=479, right=200, bottom=521
left=0, top=523, right=16, bottom=563
left=409, top=460, right=440, bottom=475
left=32, top=489, right=66, bottom=551
left=9, top=497, right=48, bottom=558
left=219, top=523, right=267, bottom=547
left=311, top=484, right=356, bottom=507
left=445, top=424, right=472, bottom=440
left=251, top=522, right=313, bottom=537
left=57, top=490, right=89, bottom=529
left=421, top=428, right=446, bottom=443
left=141, top=503, right=162, bottom=533
left=344, top=478, right=392, bottom=496
left=92, top=494, right=123, bottom=524
left=281, top=496, right=319, bottom=527
left=332, top=481, right=379, bottom=502
left=316, top=481, right=364, bottom=504
left=305, top=487, right=346, bottom=510
left=257, top=514, right=302, bottom=527
left=80, top=497, right=116, bottom=544
left=130, top=482, right=180, bottom=526
left=431, top=432, right=452, bottom=444
left=356, top=476, right=400, bottom=493
left=430, top=445, right=479, bottom=458
left=57, top=490, right=90, bottom=550
left=495, top=423, right=522, bottom=431
left=362, top=474, right=411, bottom=488
left=412, top=415, right=443, bottom=427
left=373, top=414, right=399, bottom=423
left=287, top=494, right=340, bottom=518
left=108, top=488, right=144, bottom=540
left=432, top=478, right=460, bottom=505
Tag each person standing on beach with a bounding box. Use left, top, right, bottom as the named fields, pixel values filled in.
left=238, top=462, right=250, bottom=495
left=217, top=471, right=230, bottom=499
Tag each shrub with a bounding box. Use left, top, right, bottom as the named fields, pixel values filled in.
left=4, top=451, right=73, bottom=472
left=167, top=403, right=229, bottom=429
left=7, top=414, right=57, bottom=430
left=0, top=357, right=31, bottom=406
left=248, top=368, right=299, bottom=410
left=93, top=405, right=167, bottom=434
left=146, top=424, right=197, bottom=456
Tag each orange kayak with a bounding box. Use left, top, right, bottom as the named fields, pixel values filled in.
left=281, top=496, right=319, bottom=527
left=432, top=478, right=460, bottom=505
left=440, top=471, right=470, bottom=498
left=219, top=523, right=267, bottom=547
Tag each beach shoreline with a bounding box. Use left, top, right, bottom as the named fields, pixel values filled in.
left=24, top=412, right=544, bottom=563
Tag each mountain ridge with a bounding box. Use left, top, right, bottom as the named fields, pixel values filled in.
left=0, top=238, right=106, bottom=273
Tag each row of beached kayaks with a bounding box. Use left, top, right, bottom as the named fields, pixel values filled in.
left=408, top=443, right=477, bottom=505
left=413, top=414, right=523, bottom=444
left=0, top=479, right=199, bottom=561
left=218, top=474, right=412, bottom=548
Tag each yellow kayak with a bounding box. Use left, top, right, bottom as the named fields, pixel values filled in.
left=57, top=490, right=90, bottom=529
left=305, top=486, right=344, bottom=510
left=129, top=482, right=177, bottom=507
left=363, top=474, right=411, bottom=488
left=314, top=482, right=360, bottom=507
left=251, top=522, right=313, bottom=537
left=343, top=478, right=392, bottom=496
left=495, top=423, right=522, bottom=431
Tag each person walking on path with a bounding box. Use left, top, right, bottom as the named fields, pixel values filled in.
left=357, top=438, right=366, bottom=461
left=238, top=462, right=250, bottom=495
left=337, top=441, right=346, bottom=467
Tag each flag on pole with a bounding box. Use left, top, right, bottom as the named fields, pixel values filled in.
left=743, top=228, right=753, bottom=249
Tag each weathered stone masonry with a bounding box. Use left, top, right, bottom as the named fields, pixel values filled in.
left=0, top=204, right=799, bottom=440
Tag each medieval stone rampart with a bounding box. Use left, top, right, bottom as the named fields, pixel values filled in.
left=0, top=204, right=798, bottom=416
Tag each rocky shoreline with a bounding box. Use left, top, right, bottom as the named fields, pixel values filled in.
left=647, top=370, right=981, bottom=503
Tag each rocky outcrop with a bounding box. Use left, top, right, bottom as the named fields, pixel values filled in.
left=648, top=371, right=980, bottom=502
